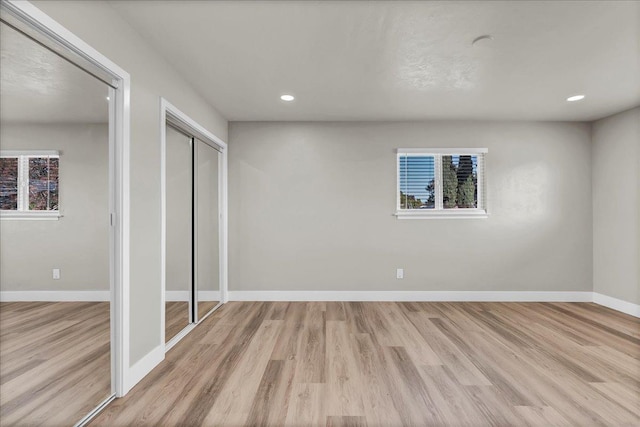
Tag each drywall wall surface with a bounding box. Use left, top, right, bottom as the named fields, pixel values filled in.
left=0, top=124, right=109, bottom=291
left=229, top=121, right=593, bottom=293
left=31, top=0, right=228, bottom=364
left=592, top=107, right=640, bottom=305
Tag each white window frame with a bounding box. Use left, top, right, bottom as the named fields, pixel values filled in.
left=0, top=150, right=61, bottom=220
left=395, top=148, right=488, bottom=219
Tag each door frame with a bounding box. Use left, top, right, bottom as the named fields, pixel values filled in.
left=0, top=0, right=131, bottom=399
left=160, top=97, right=228, bottom=351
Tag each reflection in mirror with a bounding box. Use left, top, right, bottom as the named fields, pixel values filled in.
left=165, top=125, right=193, bottom=341
left=196, top=140, right=221, bottom=320
left=0, top=21, right=112, bottom=424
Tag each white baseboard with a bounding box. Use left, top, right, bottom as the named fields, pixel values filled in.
left=0, top=290, right=110, bottom=302
left=593, top=292, right=640, bottom=318
left=125, top=344, right=164, bottom=394
left=229, top=290, right=639, bottom=318
left=227, top=290, right=593, bottom=302
left=165, top=291, right=220, bottom=301
left=165, top=291, right=187, bottom=302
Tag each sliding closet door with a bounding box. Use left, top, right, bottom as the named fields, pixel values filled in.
left=0, top=19, right=114, bottom=424
left=195, top=139, right=221, bottom=321
left=165, top=124, right=192, bottom=341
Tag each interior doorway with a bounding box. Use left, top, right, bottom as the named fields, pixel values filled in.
left=161, top=98, right=227, bottom=350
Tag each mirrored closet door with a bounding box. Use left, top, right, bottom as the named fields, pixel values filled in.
left=165, top=124, right=193, bottom=342
left=0, top=15, right=115, bottom=425
left=195, top=139, right=221, bottom=321
left=164, top=123, right=223, bottom=346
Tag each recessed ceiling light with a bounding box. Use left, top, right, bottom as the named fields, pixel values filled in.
left=106, top=96, right=110, bottom=101
left=280, top=94, right=295, bottom=102
left=566, top=95, right=585, bottom=102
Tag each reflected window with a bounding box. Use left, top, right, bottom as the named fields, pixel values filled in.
left=0, top=157, right=19, bottom=210
left=0, top=151, right=60, bottom=215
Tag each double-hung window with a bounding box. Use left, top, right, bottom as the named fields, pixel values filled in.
left=396, top=148, right=487, bottom=219
left=0, top=151, right=60, bottom=219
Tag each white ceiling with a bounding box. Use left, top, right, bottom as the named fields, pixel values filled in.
left=111, top=0, right=639, bottom=122
left=0, top=23, right=108, bottom=124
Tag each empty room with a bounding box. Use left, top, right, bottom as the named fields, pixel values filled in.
left=0, top=1, right=638, bottom=426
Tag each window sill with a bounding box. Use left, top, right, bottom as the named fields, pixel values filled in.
left=394, top=210, right=488, bottom=220
left=1, top=211, right=62, bottom=220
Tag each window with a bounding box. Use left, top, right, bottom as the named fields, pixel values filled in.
left=0, top=151, right=60, bottom=219
left=396, top=148, right=487, bottom=218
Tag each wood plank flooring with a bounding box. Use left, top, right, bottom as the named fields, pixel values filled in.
left=94, top=301, right=640, bottom=426
left=0, top=302, right=111, bottom=426
left=198, top=300, right=219, bottom=321
left=166, top=302, right=189, bottom=342
left=166, top=301, right=220, bottom=342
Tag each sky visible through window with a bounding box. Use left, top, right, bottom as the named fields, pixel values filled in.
left=399, top=156, right=435, bottom=208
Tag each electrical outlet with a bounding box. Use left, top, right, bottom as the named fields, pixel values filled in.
left=52, top=269, right=60, bottom=280
left=396, top=268, right=404, bottom=279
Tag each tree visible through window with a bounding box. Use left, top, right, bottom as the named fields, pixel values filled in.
left=442, top=155, right=478, bottom=209
left=28, top=157, right=59, bottom=210
left=0, top=158, right=19, bottom=210
left=0, top=152, right=60, bottom=214
left=397, top=149, right=486, bottom=214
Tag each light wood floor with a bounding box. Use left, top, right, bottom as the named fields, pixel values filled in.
left=93, top=301, right=640, bottom=426
left=198, top=300, right=218, bottom=321
left=166, top=301, right=220, bottom=342
left=0, top=301, right=111, bottom=426
left=166, top=302, right=190, bottom=342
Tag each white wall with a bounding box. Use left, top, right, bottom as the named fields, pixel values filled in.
left=592, top=107, right=640, bottom=305
left=229, top=121, right=593, bottom=293
left=1, top=123, right=108, bottom=292
left=31, top=0, right=229, bottom=365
